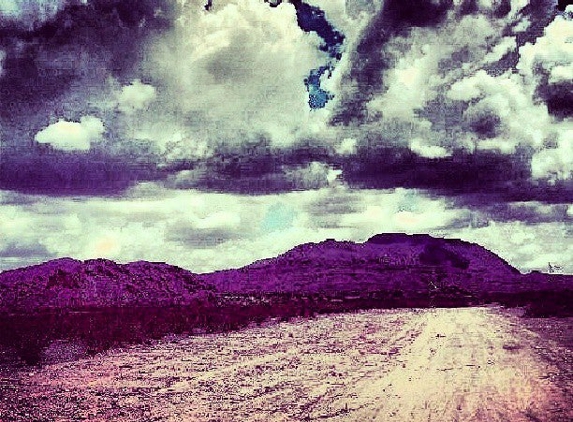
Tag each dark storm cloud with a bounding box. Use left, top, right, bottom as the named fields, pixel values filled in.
left=0, top=0, right=570, bottom=208
left=333, top=145, right=573, bottom=206
left=338, top=147, right=526, bottom=193
left=0, top=142, right=162, bottom=195
left=0, top=0, right=176, bottom=119
left=160, top=134, right=572, bottom=206
left=0, top=241, right=55, bottom=259
left=332, top=0, right=454, bottom=125
left=164, top=145, right=336, bottom=194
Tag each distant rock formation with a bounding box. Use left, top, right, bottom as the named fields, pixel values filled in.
left=1, top=233, right=572, bottom=313
left=0, top=257, right=213, bottom=312
left=200, top=233, right=532, bottom=295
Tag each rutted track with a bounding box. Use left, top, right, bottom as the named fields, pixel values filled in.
left=1, top=308, right=571, bottom=421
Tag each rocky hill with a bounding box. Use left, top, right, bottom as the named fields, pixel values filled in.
left=2, top=233, right=573, bottom=365
left=1, top=233, right=572, bottom=313
left=200, top=233, right=552, bottom=296
left=0, top=258, right=214, bottom=313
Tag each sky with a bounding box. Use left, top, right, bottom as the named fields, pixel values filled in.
left=0, top=0, right=572, bottom=274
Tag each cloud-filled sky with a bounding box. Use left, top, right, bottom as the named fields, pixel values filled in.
left=0, top=0, right=571, bottom=273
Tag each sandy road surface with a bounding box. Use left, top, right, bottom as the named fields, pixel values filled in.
left=1, top=307, right=572, bottom=421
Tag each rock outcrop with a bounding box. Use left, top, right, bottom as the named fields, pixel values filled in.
left=0, top=258, right=213, bottom=312
left=1, top=233, right=571, bottom=313
left=200, top=234, right=543, bottom=296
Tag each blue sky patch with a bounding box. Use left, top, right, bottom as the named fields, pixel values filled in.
left=291, top=1, right=345, bottom=109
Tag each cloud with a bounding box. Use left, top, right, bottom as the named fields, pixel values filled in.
left=448, top=10, right=573, bottom=165
left=549, top=63, right=573, bottom=84
left=0, top=0, right=572, bottom=275
left=2, top=0, right=340, bottom=192
left=475, top=200, right=573, bottom=224
left=447, top=69, right=551, bottom=151
left=450, top=220, right=573, bottom=274
left=0, top=186, right=460, bottom=272
left=2, top=184, right=570, bottom=273
left=140, top=0, right=326, bottom=151
left=337, top=188, right=464, bottom=234
left=518, top=14, right=573, bottom=80
left=0, top=242, right=55, bottom=259
left=34, top=116, right=104, bottom=151
left=335, top=137, right=357, bottom=155
left=0, top=0, right=177, bottom=134
left=330, top=0, right=461, bottom=125
left=320, top=0, right=573, bottom=202
left=410, top=138, right=450, bottom=159
left=531, top=129, right=573, bottom=182
left=438, top=11, right=573, bottom=184
left=117, top=80, right=157, bottom=114
left=166, top=209, right=244, bottom=249
left=356, top=6, right=528, bottom=147
left=284, top=161, right=342, bottom=189
left=520, top=15, right=573, bottom=120
left=0, top=0, right=571, bottom=207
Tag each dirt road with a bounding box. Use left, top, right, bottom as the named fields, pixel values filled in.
left=2, top=307, right=572, bottom=421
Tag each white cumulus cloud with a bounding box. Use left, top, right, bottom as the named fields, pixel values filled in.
left=140, top=0, right=326, bottom=154
left=410, top=138, right=450, bottom=159
left=531, top=129, right=573, bottom=183
left=117, top=80, right=157, bottom=114
left=35, top=116, right=105, bottom=151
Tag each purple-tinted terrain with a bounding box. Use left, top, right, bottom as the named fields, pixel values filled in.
left=202, top=233, right=523, bottom=294
left=1, top=233, right=571, bottom=313
left=0, top=258, right=212, bottom=313
left=2, top=233, right=573, bottom=365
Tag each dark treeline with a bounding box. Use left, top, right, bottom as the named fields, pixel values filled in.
left=0, top=291, right=447, bottom=365
left=488, top=290, right=573, bottom=317
left=1, top=289, right=572, bottom=366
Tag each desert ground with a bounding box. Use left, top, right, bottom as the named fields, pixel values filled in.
left=2, top=307, right=573, bottom=421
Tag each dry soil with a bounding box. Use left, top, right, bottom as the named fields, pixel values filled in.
left=1, top=307, right=572, bottom=421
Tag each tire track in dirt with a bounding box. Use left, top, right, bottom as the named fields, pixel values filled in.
left=2, top=308, right=572, bottom=421
left=326, top=308, right=572, bottom=422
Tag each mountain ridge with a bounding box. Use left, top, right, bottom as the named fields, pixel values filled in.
left=200, top=233, right=527, bottom=294
left=1, top=233, right=571, bottom=313
left=0, top=256, right=213, bottom=312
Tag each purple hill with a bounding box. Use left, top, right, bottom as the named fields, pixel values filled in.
left=1, top=233, right=571, bottom=313
left=200, top=234, right=566, bottom=295
left=0, top=257, right=214, bottom=312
